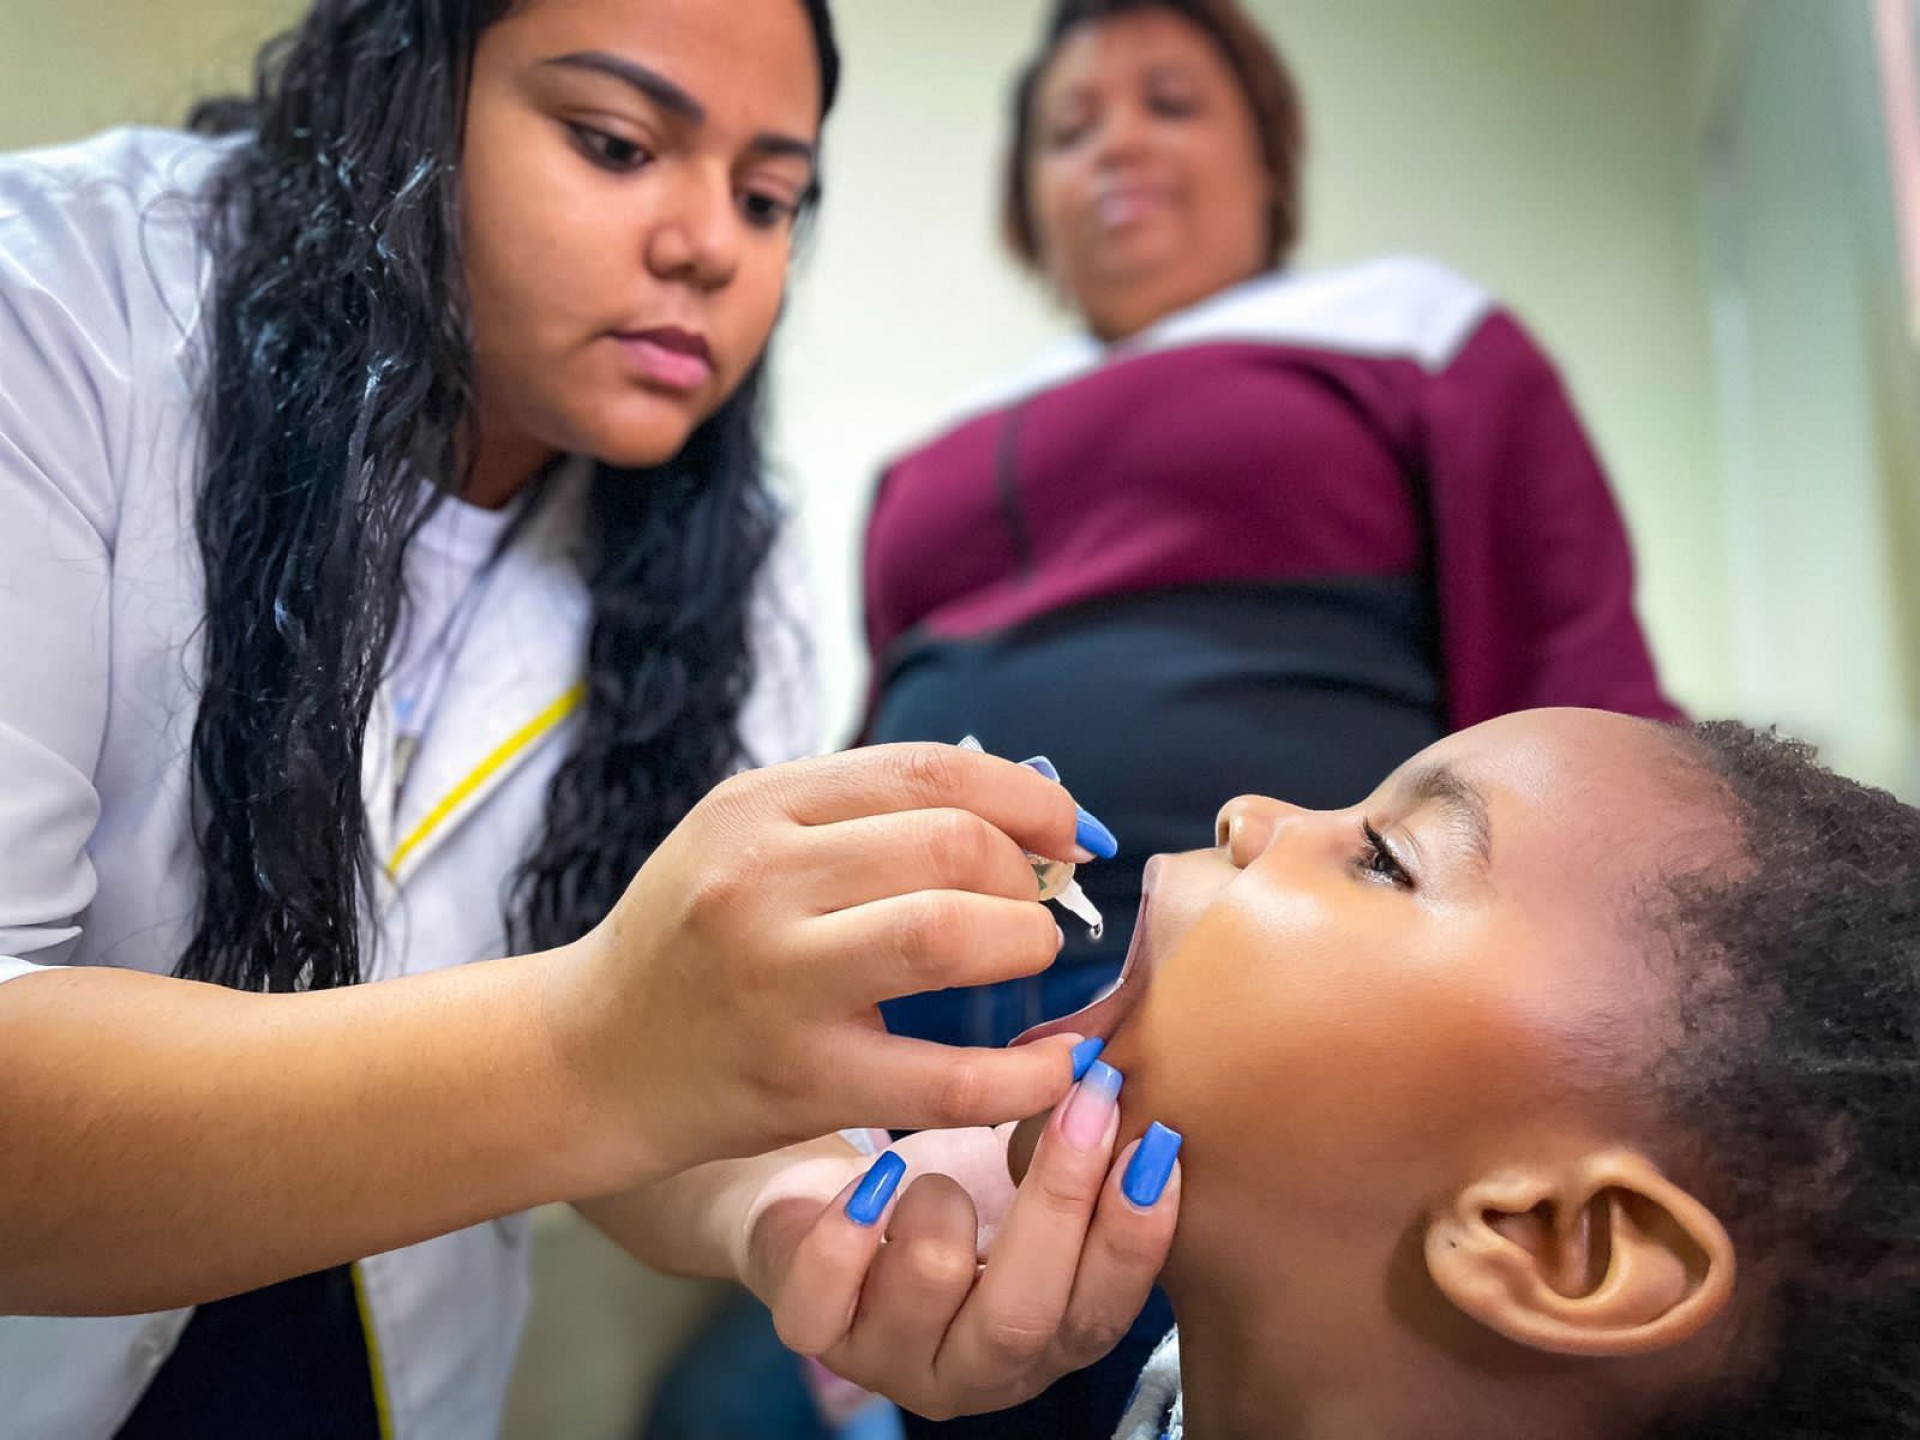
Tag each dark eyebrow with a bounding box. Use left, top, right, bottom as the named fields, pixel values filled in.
left=545, top=52, right=705, bottom=122
left=542, top=51, right=819, bottom=169
left=759, top=136, right=820, bottom=166
left=1142, top=61, right=1200, bottom=87
left=1399, top=763, right=1494, bottom=874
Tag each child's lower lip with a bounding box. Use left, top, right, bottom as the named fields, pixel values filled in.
left=1011, top=860, right=1161, bottom=1048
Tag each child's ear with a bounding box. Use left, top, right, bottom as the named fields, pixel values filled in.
left=1424, top=1150, right=1735, bottom=1357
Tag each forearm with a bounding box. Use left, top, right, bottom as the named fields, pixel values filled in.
left=0, top=955, right=628, bottom=1316
left=576, top=1132, right=862, bottom=1281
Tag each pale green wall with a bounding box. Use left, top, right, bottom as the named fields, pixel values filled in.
left=1693, top=0, right=1920, bottom=792
left=0, top=0, right=295, bottom=148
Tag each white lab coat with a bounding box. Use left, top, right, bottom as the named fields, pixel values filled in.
left=0, top=128, right=819, bottom=1438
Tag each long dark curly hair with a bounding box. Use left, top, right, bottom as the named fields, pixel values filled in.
left=180, top=0, right=840, bottom=993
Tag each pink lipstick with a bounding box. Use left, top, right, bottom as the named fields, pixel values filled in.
left=614, top=327, right=714, bottom=393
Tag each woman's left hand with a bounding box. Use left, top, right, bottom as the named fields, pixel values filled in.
left=737, top=1102, right=1180, bottom=1420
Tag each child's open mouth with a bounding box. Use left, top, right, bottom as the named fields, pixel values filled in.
left=1012, top=855, right=1167, bottom=1049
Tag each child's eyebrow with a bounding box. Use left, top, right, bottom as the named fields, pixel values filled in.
left=1398, top=763, right=1494, bottom=873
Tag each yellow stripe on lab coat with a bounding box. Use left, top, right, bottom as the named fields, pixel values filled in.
left=385, top=683, right=587, bottom=878
left=350, top=1263, right=397, bottom=1440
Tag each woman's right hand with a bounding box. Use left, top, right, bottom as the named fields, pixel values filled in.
left=542, top=742, right=1099, bottom=1185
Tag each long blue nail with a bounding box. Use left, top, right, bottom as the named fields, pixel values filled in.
left=1075, top=807, right=1118, bottom=860
left=1122, top=1122, right=1183, bottom=1208
left=846, top=1151, right=907, bottom=1227
left=1021, top=756, right=1061, bottom=782
left=1070, top=1036, right=1106, bottom=1082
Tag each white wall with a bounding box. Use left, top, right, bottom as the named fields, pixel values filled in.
left=777, top=0, right=1734, bottom=746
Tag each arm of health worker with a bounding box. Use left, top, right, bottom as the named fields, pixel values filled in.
left=0, top=744, right=1095, bottom=1316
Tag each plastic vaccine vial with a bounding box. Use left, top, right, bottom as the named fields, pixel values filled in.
left=959, top=737, right=1105, bottom=940
left=1037, top=862, right=1105, bottom=940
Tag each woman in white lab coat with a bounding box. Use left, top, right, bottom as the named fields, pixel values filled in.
left=0, top=1, right=1175, bottom=1435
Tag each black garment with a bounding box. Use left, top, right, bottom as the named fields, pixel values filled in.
left=116, top=1263, right=383, bottom=1439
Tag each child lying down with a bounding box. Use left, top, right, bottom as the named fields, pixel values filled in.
left=758, top=708, right=1919, bottom=1438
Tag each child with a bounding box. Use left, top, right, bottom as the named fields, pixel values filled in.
left=763, top=708, right=1920, bottom=1437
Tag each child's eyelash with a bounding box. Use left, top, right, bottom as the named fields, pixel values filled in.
left=1359, top=821, right=1414, bottom=889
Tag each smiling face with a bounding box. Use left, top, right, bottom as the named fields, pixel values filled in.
left=1090, top=710, right=1732, bottom=1289
left=1026, top=7, right=1274, bottom=341
left=458, top=0, right=822, bottom=503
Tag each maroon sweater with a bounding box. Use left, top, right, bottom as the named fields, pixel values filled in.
left=863, top=257, right=1681, bottom=733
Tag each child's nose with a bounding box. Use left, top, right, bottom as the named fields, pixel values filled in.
left=1214, top=795, right=1309, bottom=867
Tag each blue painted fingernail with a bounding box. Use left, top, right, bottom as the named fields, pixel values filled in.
left=846, top=1151, right=907, bottom=1227
left=1122, top=1122, right=1183, bottom=1208
left=1075, top=807, right=1119, bottom=860
left=1021, top=756, right=1062, bottom=782
left=1070, top=1036, right=1106, bottom=1082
